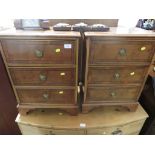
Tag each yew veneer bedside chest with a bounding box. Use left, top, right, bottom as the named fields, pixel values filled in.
left=83, top=27, right=155, bottom=113
left=0, top=28, right=80, bottom=115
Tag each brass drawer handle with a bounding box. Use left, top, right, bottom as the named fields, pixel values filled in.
left=43, top=93, right=49, bottom=100
left=114, top=73, right=120, bottom=79
left=111, top=129, right=123, bottom=135
left=39, top=74, right=47, bottom=81
left=130, top=72, right=135, bottom=76
left=119, top=48, right=126, bottom=56
left=55, top=48, right=61, bottom=53
left=59, top=91, right=64, bottom=94
left=111, top=92, right=116, bottom=97
left=35, top=50, right=43, bottom=58
left=60, top=72, right=66, bottom=76
left=140, top=46, right=146, bottom=51
left=153, top=67, right=155, bottom=72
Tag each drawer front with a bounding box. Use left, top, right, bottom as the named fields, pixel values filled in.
left=17, top=88, right=75, bottom=104
left=88, top=66, right=148, bottom=84
left=10, top=68, right=75, bottom=86
left=89, top=41, right=154, bottom=64
left=2, top=40, right=75, bottom=64
left=19, top=124, right=85, bottom=135
left=87, top=120, right=145, bottom=135
left=87, top=86, right=140, bottom=101
left=149, top=65, right=155, bottom=77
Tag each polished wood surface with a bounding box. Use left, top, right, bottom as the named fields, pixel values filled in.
left=0, top=29, right=80, bottom=115
left=89, top=40, right=154, bottom=63
left=17, top=88, right=75, bottom=104
left=83, top=28, right=155, bottom=113
left=2, top=39, right=75, bottom=65
left=0, top=28, right=81, bottom=38
left=87, top=85, right=141, bottom=101
left=85, top=27, right=155, bottom=37
left=16, top=104, right=148, bottom=135
left=88, top=65, right=148, bottom=85
left=10, top=67, right=75, bottom=86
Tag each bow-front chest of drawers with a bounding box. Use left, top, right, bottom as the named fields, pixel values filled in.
left=0, top=29, right=80, bottom=115
left=83, top=27, right=155, bottom=113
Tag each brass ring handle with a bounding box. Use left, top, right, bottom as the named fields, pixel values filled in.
left=35, top=50, right=43, bottom=58
left=111, top=92, right=116, bottom=97
left=114, top=73, right=120, bottom=79
left=119, top=48, right=126, bottom=56
left=43, top=93, right=49, bottom=100
left=111, top=129, right=123, bottom=135
left=39, top=74, right=47, bottom=81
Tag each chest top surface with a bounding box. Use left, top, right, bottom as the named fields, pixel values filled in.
left=0, top=28, right=81, bottom=38
left=85, top=27, right=155, bottom=37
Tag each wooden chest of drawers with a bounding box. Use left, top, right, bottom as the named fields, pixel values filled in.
left=83, top=27, right=155, bottom=113
left=0, top=29, right=80, bottom=115
left=16, top=104, right=148, bottom=135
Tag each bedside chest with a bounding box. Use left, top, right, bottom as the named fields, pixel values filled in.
left=83, top=27, right=155, bottom=113
left=0, top=29, right=81, bottom=115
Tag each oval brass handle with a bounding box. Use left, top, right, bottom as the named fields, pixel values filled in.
left=43, top=93, right=49, bottom=99
left=119, top=48, right=126, bottom=56
left=140, top=46, right=146, bottom=51
left=55, top=48, right=61, bottom=53
left=153, top=67, right=155, bottom=72
left=114, top=73, right=120, bottom=79
left=111, top=129, right=123, bottom=135
left=35, top=50, right=43, bottom=58
left=111, top=92, right=116, bottom=97
left=39, top=74, right=47, bottom=81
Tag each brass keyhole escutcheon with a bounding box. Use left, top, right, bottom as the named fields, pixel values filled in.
left=111, top=92, right=116, bottom=97
left=114, top=73, right=120, bottom=79
left=140, top=46, right=146, bottom=52
left=55, top=48, right=61, bottom=53
left=39, top=74, right=47, bottom=81
left=119, top=48, right=126, bottom=56
left=43, top=93, right=49, bottom=100
left=35, top=50, right=43, bottom=58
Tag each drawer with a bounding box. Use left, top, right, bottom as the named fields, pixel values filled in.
left=10, top=68, right=75, bottom=86
left=2, top=40, right=75, bottom=65
left=149, top=65, right=155, bottom=77
left=17, top=88, right=75, bottom=104
left=89, top=41, right=154, bottom=64
left=88, top=66, right=148, bottom=84
left=18, top=124, right=85, bottom=135
left=87, top=120, right=145, bottom=135
left=86, top=86, right=141, bottom=101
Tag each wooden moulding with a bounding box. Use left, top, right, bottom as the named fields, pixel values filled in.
left=17, top=104, right=79, bottom=116
left=82, top=102, right=139, bottom=113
